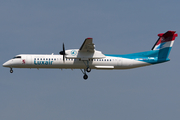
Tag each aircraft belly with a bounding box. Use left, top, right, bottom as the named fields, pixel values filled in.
left=117, top=58, right=151, bottom=69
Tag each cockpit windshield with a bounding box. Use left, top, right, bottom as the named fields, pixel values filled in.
left=13, top=56, right=21, bottom=59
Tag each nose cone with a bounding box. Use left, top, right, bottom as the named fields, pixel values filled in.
left=2, top=60, right=12, bottom=67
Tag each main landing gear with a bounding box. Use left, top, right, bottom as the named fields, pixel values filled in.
left=81, top=60, right=92, bottom=80
left=81, top=67, right=91, bottom=80
left=10, top=68, right=13, bottom=73
left=86, top=67, right=91, bottom=73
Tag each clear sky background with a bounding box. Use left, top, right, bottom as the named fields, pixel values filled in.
left=0, top=0, right=180, bottom=120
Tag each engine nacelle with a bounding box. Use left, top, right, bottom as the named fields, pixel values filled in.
left=65, top=49, right=106, bottom=60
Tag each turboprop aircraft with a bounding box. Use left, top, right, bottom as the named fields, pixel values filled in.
left=2, top=31, right=178, bottom=80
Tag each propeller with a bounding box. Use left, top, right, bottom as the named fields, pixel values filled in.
left=59, top=43, right=66, bottom=61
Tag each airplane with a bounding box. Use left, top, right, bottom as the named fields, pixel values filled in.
left=2, top=31, right=178, bottom=80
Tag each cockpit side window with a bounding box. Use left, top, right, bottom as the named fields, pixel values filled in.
left=13, top=56, right=21, bottom=59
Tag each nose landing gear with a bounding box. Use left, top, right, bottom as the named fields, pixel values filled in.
left=10, top=68, right=13, bottom=73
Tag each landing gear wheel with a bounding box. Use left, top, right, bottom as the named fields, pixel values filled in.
left=86, top=67, right=91, bottom=73
left=83, top=74, right=88, bottom=80
left=10, top=68, right=13, bottom=73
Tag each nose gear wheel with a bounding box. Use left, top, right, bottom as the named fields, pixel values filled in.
left=10, top=68, right=13, bottom=73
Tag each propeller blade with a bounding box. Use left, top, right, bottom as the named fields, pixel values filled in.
left=63, top=43, right=65, bottom=53
left=59, top=43, right=66, bottom=62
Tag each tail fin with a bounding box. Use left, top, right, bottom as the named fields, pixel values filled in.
left=152, top=31, right=178, bottom=60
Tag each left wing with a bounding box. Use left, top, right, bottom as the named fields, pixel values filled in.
left=65, top=37, right=105, bottom=59
left=79, top=38, right=95, bottom=52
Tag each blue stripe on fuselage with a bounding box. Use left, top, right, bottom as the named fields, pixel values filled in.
left=105, top=48, right=170, bottom=64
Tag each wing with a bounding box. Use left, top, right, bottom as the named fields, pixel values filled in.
left=79, top=38, right=95, bottom=52
left=65, top=38, right=105, bottom=59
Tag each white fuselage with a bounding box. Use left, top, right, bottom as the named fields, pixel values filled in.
left=3, top=54, right=151, bottom=70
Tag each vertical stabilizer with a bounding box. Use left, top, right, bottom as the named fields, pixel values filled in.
left=152, top=31, right=178, bottom=60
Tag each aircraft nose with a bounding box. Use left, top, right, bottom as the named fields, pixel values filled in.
left=2, top=60, right=12, bottom=67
